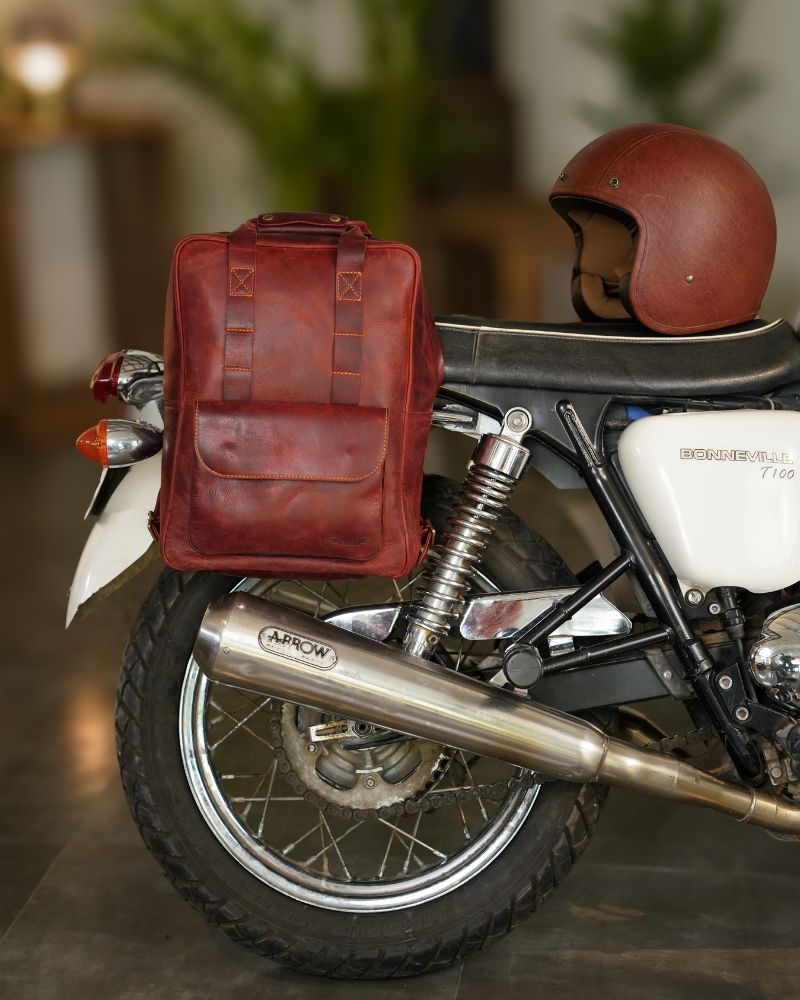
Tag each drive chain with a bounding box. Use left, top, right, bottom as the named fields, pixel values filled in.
left=267, top=711, right=538, bottom=823
left=646, top=725, right=720, bottom=757
left=266, top=721, right=722, bottom=825
left=265, top=710, right=728, bottom=826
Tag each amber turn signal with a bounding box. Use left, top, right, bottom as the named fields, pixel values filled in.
left=75, top=420, right=109, bottom=466
left=75, top=418, right=162, bottom=468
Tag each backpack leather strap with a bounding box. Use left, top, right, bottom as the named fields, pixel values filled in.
left=223, top=222, right=257, bottom=400
left=224, top=219, right=367, bottom=403
left=332, top=226, right=367, bottom=405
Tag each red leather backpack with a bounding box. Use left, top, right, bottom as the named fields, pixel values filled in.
left=156, top=212, right=443, bottom=578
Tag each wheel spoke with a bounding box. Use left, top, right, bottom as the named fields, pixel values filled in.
left=401, top=813, right=423, bottom=874
left=377, top=818, right=447, bottom=861
left=291, top=581, right=342, bottom=612
left=301, top=816, right=363, bottom=877
left=208, top=697, right=273, bottom=751
left=282, top=818, right=324, bottom=857
left=310, top=581, right=329, bottom=619
left=453, top=793, right=472, bottom=841
left=248, top=580, right=282, bottom=600
left=256, top=760, right=278, bottom=840
left=458, top=751, right=490, bottom=823
left=323, top=811, right=354, bottom=881
left=239, top=772, right=267, bottom=821
left=322, top=580, right=348, bottom=604
left=378, top=824, right=398, bottom=878
left=395, top=570, right=425, bottom=597
left=432, top=785, right=487, bottom=794
left=229, top=795, right=304, bottom=803
left=220, top=773, right=269, bottom=780
left=319, top=824, right=329, bottom=877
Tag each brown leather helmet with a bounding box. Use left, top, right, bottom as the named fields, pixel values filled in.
left=549, top=123, right=777, bottom=335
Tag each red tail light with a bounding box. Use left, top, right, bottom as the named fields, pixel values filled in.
left=76, top=420, right=109, bottom=466
left=89, top=351, right=125, bottom=403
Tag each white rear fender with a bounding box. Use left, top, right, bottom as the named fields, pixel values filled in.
left=66, top=454, right=161, bottom=627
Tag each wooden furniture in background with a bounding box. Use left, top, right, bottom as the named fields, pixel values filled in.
left=0, top=117, right=174, bottom=439
left=412, top=197, right=576, bottom=323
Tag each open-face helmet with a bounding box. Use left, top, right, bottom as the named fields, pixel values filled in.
left=549, top=123, right=776, bottom=334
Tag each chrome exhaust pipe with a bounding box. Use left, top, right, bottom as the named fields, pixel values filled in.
left=193, top=594, right=800, bottom=837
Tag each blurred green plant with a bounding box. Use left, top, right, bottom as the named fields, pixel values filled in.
left=114, top=0, right=445, bottom=234
left=571, top=0, right=763, bottom=130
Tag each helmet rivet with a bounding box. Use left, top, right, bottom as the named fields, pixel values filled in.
left=685, top=274, right=695, bottom=283
left=609, top=177, right=620, bottom=188
left=330, top=215, right=342, bottom=222
left=557, top=171, right=566, bottom=181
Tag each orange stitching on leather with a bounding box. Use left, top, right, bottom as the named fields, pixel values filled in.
left=336, top=271, right=362, bottom=301
left=229, top=266, right=255, bottom=297
left=225, top=327, right=254, bottom=333
left=335, top=331, right=362, bottom=337
left=332, top=370, right=360, bottom=376
left=223, top=365, right=252, bottom=371
left=193, top=402, right=388, bottom=482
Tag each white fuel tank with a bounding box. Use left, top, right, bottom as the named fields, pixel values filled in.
left=617, top=409, right=800, bottom=594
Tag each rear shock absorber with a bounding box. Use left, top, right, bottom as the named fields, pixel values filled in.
left=403, top=408, right=533, bottom=659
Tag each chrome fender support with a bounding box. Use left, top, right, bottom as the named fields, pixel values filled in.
left=194, top=594, right=800, bottom=838
left=322, top=589, right=631, bottom=645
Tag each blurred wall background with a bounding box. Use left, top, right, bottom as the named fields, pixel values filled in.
left=57, top=0, right=800, bottom=315
left=67, top=0, right=800, bottom=288
left=1, top=0, right=798, bottom=581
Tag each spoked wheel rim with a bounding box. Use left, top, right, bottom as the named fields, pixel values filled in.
left=179, top=575, right=540, bottom=912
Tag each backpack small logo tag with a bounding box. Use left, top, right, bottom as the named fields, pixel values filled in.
left=258, top=626, right=338, bottom=670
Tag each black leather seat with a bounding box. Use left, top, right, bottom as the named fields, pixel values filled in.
left=436, top=316, right=800, bottom=397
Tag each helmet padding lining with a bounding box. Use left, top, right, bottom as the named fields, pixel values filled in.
left=568, top=209, right=636, bottom=321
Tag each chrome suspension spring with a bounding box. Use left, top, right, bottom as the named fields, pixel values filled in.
left=404, top=409, right=532, bottom=659
left=410, top=463, right=517, bottom=634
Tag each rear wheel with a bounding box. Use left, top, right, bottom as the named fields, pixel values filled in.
left=116, top=475, right=606, bottom=978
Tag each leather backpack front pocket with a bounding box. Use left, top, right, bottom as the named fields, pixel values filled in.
left=189, top=400, right=388, bottom=561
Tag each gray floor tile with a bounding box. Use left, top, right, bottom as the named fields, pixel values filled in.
left=0, top=846, right=60, bottom=938
left=590, top=787, right=800, bottom=877
left=456, top=947, right=800, bottom=1000
left=0, top=784, right=462, bottom=1000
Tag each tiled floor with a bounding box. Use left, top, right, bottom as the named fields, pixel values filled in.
left=1, top=443, right=799, bottom=999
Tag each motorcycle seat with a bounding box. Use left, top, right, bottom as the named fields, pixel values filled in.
left=436, top=315, right=800, bottom=397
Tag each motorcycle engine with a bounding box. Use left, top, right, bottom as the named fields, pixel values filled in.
left=749, top=604, right=800, bottom=710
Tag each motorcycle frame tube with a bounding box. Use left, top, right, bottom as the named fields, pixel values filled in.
left=510, top=552, right=633, bottom=649
left=540, top=627, right=673, bottom=676
left=437, top=385, right=787, bottom=778
left=551, top=399, right=764, bottom=784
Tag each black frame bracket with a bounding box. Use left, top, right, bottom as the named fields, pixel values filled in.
left=504, top=399, right=767, bottom=784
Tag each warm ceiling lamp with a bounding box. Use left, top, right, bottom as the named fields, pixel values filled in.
left=3, top=10, right=78, bottom=106
left=10, top=39, right=72, bottom=95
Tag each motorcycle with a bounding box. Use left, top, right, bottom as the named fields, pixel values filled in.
left=69, top=314, right=800, bottom=980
